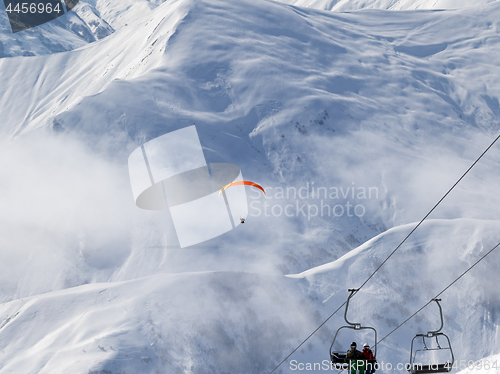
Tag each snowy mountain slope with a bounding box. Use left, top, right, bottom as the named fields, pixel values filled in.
left=0, top=2, right=500, bottom=299
left=290, top=218, right=500, bottom=371
left=0, top=0, right=172, bottom=58
left=457, top=353, right=500, bottom=374
left=2, top=0, right=500, bottom=289
left=0, top=271, right=317, bottom=374
left=0, top=1, right=114, bottom=58
left=79, top=0, right=169, bottom=30
left=0, top=218, right=498, bottom=373
left=1, top=0, right=500, bottom=372
left=276, top=0, right=499, bottom=12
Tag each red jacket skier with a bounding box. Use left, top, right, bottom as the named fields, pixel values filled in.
left=362, top=343, right=374, bottom=360
left=362, top=344, right=375, bottom=374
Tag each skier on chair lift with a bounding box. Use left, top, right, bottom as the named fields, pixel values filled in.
left=363, top=343, right=375, bottom=374
left=347, top=342, right=365, bottom=374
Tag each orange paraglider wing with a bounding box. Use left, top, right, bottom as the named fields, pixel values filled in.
left=219, top=181, right=266, bottom=196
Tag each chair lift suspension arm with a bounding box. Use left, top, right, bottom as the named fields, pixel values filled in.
left=428, top=299, right=444, bottom=336
left=345, top=289, right=360, bottom=328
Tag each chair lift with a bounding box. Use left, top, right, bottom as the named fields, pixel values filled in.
left=408, top=299, right=455, bottom=374
left=329, top=289, right=377, bottom=370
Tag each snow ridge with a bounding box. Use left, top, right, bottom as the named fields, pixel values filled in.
left=1, top=0, right=500, bottom=372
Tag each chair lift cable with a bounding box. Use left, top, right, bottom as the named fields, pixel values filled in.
left=267, top=133, right=500, bottom=374
left=376, top=239, right=500, bottom=347
left=268, top=301, right=348, bottom=374
left=356, top=132, right=500, bottom=294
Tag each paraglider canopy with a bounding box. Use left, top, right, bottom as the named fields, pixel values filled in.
left=219, top=181, right=266, bottom=196
left=218, top=181, right=265, bottom=224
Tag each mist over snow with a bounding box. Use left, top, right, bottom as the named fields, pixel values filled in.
left=1, top=0, right=500, bottom=372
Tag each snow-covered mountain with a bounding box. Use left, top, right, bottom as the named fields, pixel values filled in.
left=0, top=0, right=170, bottom=58
left=1, top=0, right=500, bottom=372
left=276, top=0, right=499, bottom=12
left=0, top=218, right=498, bottom=373
left=0, top=1, right=112, bottom=58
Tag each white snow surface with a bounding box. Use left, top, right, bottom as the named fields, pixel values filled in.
left=276, top=0, right=499, bottom=12
left=456, top=353, right=500, bottom=374
left=1, top=0, right=500, bottom=372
